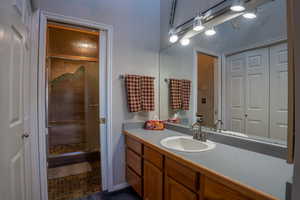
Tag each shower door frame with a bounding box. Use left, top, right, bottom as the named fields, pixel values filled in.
left=36, top=10, right=114, bottom=200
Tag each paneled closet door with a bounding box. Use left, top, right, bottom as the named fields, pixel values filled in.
left=245, top=48, right=269, bottom=138
left=226, top=53, right=246, bottom=133
left=269, top=43, right=288, bottom=141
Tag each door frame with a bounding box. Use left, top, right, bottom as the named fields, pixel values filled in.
left=193, top=48, right=222, bottom=125
left=34, top=10, right=114, bottom=200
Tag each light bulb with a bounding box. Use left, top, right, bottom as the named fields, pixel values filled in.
left=193, top=16, right=205, bottom=31
left=243, top=12, right=257, bottom=19
left=205, top=28, right=216, bottom=36
left=230, top=0, right=245, bottom=12
left=180, top=38, right=190, bottom=46
left=169, top=34, right=178, bottom=43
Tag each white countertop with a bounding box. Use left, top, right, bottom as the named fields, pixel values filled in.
left=124, top=128, right=293, bottom=200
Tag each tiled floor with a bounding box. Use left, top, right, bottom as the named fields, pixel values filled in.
left=74, top=187, right=141, bottom=200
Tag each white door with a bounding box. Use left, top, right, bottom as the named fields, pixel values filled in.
left=269, top=43, right=288, bottom=141
left=244, top=48, right=269, bottom=138
left=226, top=53, right=246, bottom=133
left=0, top=0, right=32, bottom=199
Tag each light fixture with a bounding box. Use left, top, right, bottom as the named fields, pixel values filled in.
left=205, top=27, right=216, bottom=36
left=180, top=38, right=190, bottom=46
left=193, top=16, right=205, bottom=31
left=243, top=10, right=257, bottom=19
left=169, top=34, right=178, bottom=43
left=169, top=29, right=178, bottom=43
left=230, top=0, right=245, bottom=12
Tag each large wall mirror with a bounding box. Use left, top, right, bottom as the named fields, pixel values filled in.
left=159, top=0, right=293, bottom=148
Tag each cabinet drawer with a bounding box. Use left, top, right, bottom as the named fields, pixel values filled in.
left=126, top=167, right=142, bottom=197
left=126, top=148, right=142, bottom=176
left=204, top=177, right=251, bottom=200
left=144, top=146, right=163, bottom=169
left=165, top=176, right=197, bottom=200
left=165, top=158, right=199, bottom=191
left=126, top=136, right=142, bottom=155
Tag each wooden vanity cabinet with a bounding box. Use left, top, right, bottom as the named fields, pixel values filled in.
left=165, top=176, right=197, bottom=200
left=125, top=136, right=164, bottom=200
left=125, top=134, right=272, bottom=200
left=126, top=166, right=142, bottom=196
left=143, top=145, right=164, bottom=200
left=202, top=177, right=252, bottom=200
left=165, top=157, right=200, bottom=200
left=165, top=158, right=199, bottom=191
left=125, top=136, right=143, bottom=196
left=143, top=160, right=163, bottom=200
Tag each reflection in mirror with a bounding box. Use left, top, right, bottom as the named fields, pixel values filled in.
left=159, top=0, right=288, bottom=145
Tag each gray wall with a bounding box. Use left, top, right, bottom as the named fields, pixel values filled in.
left=39, top=0, right=161, bottom=187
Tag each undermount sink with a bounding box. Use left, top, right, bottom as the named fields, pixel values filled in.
left=160, top=136, right=215, bottom=152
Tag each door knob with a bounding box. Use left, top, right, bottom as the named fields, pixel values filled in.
left=99, top=118, right=106, bottom=124
left=22, top=133, right=30, bottom=139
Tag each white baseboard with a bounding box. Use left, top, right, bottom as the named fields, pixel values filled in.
left=109, top=182, right=130, bottom=192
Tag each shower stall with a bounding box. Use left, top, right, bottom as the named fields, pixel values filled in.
left=46, top=22, right=102, bottom=200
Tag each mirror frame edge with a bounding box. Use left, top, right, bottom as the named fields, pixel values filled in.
left=287, top=0, right=295, bottom=164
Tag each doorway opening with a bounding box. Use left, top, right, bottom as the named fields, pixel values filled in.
left=197, top=52, right=218, bottom=127
left=46, top=22, right=102, bottom=200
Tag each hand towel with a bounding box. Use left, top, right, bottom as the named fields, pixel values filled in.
left=141, top=76, right=155, bottom=111
left=125, top=75, right=142, bottom=112
left=181, top=79, right=191, bottom=110
left=169, top=79, right=182, bottom=110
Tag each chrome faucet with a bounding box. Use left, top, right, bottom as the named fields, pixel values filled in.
left=191, top=119, right=207, bottom=142
left=214, top=120, right=224, bottom=132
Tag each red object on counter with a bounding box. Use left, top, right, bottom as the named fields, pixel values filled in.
left=144, top=120, right=165, bottom=130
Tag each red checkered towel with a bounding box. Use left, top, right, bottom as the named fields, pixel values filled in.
left=181, top=79, right=191, bottom=110
left=169, top=79, right=191, bottom=110
left=125, top=75, right=155, bottom=112
left=125, top=75, right=142, bottom=112
left=169, top=79, right=182, bottom=110
left=141, top=76, right=155, bottom=111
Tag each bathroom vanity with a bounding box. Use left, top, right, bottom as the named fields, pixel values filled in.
left=123, top=127, right=292, bottom=200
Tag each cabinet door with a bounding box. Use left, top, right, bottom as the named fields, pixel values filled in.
left=144, top=160, right=163, bottom=200
left=165, top=176, right=197, bottom=200
left=203, top=178, right=251, bottom=200
left=126, top=167, right=142, bottom=196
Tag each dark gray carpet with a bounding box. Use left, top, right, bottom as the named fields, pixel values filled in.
left=73, top=187, right=142, bottom=200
